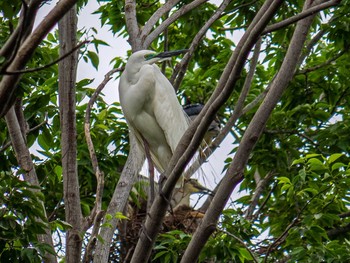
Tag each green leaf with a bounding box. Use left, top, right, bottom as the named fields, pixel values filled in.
left=329, top=153, right=344, bottom=164
left=87, top=51, right=99, bottom=70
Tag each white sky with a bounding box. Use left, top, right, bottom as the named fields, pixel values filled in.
left=35, top=1, right=242, bottom=203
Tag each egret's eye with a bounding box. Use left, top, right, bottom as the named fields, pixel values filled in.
left=144, top=54, right=156, bottom=60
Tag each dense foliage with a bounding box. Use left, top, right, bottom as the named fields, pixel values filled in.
left=1, top=0, right=350, bottom=262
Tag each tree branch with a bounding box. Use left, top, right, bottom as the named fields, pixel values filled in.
left=245, top=171, right=274, bottom=221
left=170, top=0, right=231, bottom=90
left=140, top=0, right=182, bottom=42
left=125, top=0, right=141, bottom=51
left=93, top=132, right=145, bottom=262
left=0, top=0, right=79, bottom=118
left=143, top=0, right=208, bottom=48
left=58, top=5, right=82, bottom=262
left=262, top=0, right=341, bottom=34
left=1, top=41, right=89, bottom=75
left=297, top=48, right=347, bottom=74
left=83, top=67, right=123, bottom=231
left=182, top=0, right=316, bottom=261
left=184, top=37, right=262, bottom=182
left=219, top=228, right=259, bottom=263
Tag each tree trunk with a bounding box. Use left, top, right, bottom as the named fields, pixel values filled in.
left=58, top=5, right=82, bottom=262
left=5, top=106, right=57, bottom=263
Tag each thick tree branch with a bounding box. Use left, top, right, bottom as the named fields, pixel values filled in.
left=263, top=0, right=341, bottom=34
left=125, top=0, right=141, bottom=51
left=140, top=0, right=182, bottom=42
left=93, top=132, right=145, bottom=262
left=182, top=0, right=316, bottom=261
left=143, top=0, right=208, bottom=48
left=0, top=0, right=79, bottom=118
left=184, top=37, right=262, bottom=182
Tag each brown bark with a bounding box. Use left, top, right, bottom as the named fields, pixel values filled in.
left=58, top=5, right=82, bottom=262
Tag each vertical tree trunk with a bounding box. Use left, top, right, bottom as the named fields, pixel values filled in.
left=5, top=106, right=57, bottom=263
left=58, top=5, right=82, bottom=262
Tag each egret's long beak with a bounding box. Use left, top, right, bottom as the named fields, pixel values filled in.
left=146, top=49, right=189, bottom=61
left=155, top=49, right=189, bottom=58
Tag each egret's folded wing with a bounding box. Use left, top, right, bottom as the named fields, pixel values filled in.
left=152, top=66, right=189, bottom=153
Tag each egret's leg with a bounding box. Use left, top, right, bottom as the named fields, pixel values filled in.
left=141, top=136, right=155, bottom=212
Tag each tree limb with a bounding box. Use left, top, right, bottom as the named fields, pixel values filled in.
left=83, top=67, right=123, bottom=232
left=140, top=0, right=182, bottom=42
left=182, top=0, right=316, bottom=261
left=58, top=5, right=82, bottom=262
left=1, top=41, right=89, bottom=75
left=143, top=0, right=208, bottom=48
left=263, top=0, right=341, bottom=34
left=0, top=0, right=79, bottom=118
left=170, top=0, right=231, bottom=90
left=93, top=132, right=145, bottom=262
left=125, top=0, right=141, bottom=51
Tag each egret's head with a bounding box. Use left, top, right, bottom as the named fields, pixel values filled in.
left=126, top=49, right=188, bottom=71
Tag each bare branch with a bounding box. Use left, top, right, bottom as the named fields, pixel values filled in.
left=184, top=37, right=262, bottom=181
left=263, top=0, right=341, bottom=34
left=143, top=0, right=208, bottom=48
left=140, top=0, right=182, bottom=41
left=171, top=0, right=231, bottom=90
left=93, top=132, right=145, bottom=262
left=245, top=171, right=274, bottom=220
left=83, top=67, right=123, bottom=231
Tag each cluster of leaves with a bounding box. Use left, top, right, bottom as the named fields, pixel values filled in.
left=0, top=172, right=53, bottom=262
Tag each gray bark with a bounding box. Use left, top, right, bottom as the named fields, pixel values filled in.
left=5, top=106, right=57, bottom=263
left=58, top=5, right=82, bottom=263
left=180, top=0, right=317, bottom=261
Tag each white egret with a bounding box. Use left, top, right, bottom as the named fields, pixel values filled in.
left=119, top=49, right=189, bottom=191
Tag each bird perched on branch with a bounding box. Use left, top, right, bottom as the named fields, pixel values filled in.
left=119, top=49, right=189, bottom=190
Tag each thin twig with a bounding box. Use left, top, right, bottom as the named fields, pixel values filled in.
left=1, top=41, right=89, bottom=75
left=83, top=67, right=123, bottom=230
left=297, top=49, right=347, bottom=74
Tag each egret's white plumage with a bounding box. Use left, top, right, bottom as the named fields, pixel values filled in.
left=119, top=50, right=188, bottom=181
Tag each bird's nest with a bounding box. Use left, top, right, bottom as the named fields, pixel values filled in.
left=108, top=201, right=204, bottom=262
